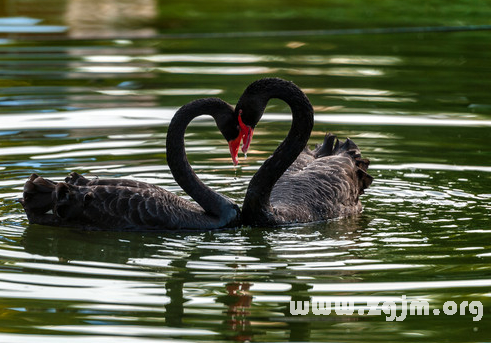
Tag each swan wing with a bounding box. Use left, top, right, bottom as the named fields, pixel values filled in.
left=20, top=174, right=214, bottom=230
left=270, top=135, right=372, bottom=222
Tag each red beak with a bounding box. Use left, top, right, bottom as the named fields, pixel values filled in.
left=228, top=134, right=241, bottom=166
left=238, top=112, right=254, bottom=154
left=228, top=112, right=254, bottom=165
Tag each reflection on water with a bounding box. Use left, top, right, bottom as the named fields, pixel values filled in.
left=1, top=0, right=491, bottom=342
left=66, top=0, right=157, bottom=38
left=3, top=211, right=488, bottom=341
left=0, top=0, right=156, bottom=37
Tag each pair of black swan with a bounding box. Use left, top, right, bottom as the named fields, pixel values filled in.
left=19, top=78, right=372, bottom=230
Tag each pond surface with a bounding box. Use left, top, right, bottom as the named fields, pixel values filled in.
left=1, top=1, right=491, bottom=342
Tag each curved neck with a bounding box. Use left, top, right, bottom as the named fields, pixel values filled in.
left=166, top=98, right=235, bottom=217
left=244, top=81, right=314, bottom=222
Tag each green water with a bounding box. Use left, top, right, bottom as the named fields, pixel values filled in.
left=0, top=0, right=491, bottom=342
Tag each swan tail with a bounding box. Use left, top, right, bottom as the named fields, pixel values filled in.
left=19, top=174, right=86, bottom=226
left=19, top=174, right=57, bottom=216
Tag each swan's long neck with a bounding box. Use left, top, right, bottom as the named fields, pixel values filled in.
left=243, top=81, right=314, bottom=223
left=166, top=99, right=236, bottom=218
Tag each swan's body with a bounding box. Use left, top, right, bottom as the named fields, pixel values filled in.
left=236, top=78, right=372, bottom=226
left=20, top=98, right=242, bottom=230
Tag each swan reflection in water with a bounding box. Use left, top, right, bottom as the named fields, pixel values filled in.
left=20, top=215, right=367, bottom=341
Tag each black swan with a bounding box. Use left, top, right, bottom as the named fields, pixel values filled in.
left=19, top=98, right=244, bottom=230
left=235, top=78, right=373, bottom=226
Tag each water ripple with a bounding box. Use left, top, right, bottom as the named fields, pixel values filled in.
left=310, top=279, right=491, bottom=292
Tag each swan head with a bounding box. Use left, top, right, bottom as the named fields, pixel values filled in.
left=235, top=78, right=297, bottom=154
left=217, top=104, right=253, bottom=164
left=207, top=98, right=243, bottom=166
left=213, top=103, right=252, bottom=165
left=235, top=96, right=263, bottom=155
